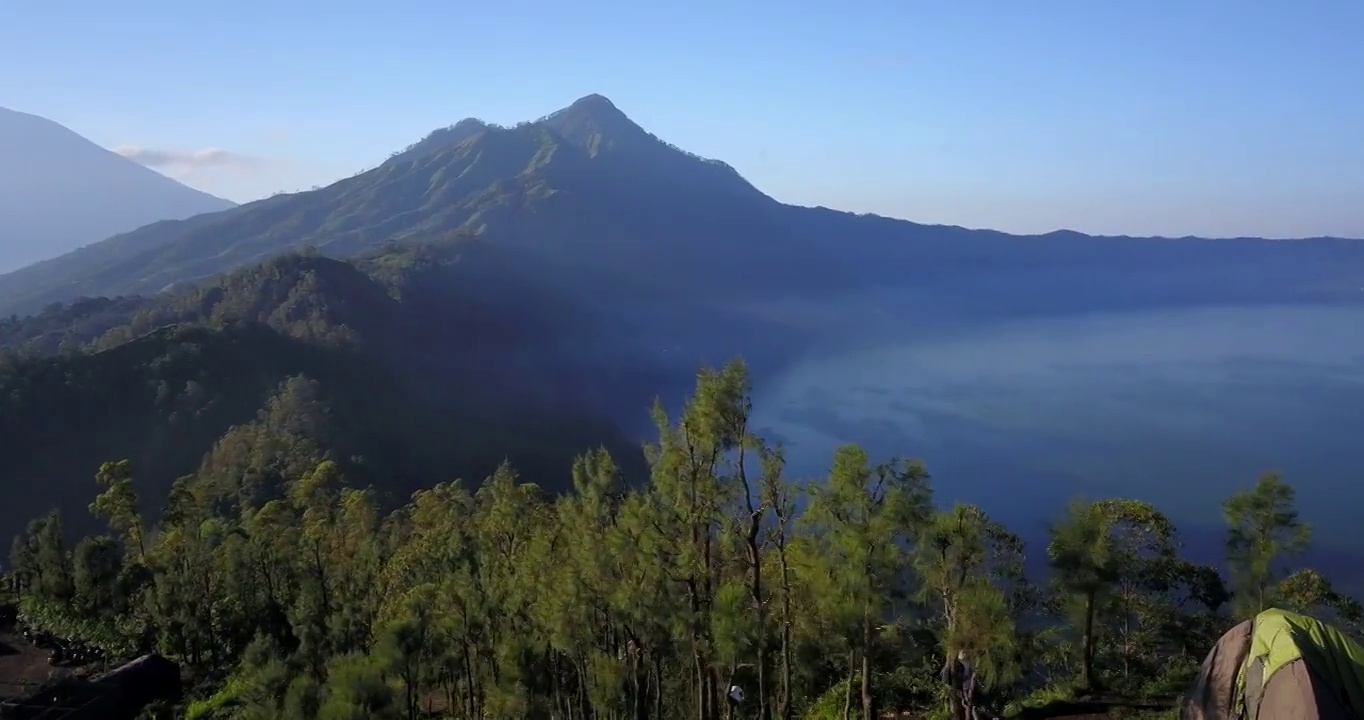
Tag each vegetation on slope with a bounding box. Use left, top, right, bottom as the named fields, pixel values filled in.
left=4, top=360, right=1359, bottom=720
left=0, top=235, right=641, bottom=538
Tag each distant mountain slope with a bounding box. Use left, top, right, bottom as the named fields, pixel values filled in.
left=0, top=107, right=235, bottom=274
left=0, top=95, right=1361, bottom=319
left=0, top=236, right=643, bottom=538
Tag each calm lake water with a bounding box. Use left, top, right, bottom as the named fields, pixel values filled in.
left=750, top=302, right=1364, bottom=576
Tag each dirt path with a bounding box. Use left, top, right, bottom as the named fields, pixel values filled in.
left=0, top=632, right=62, bottom=699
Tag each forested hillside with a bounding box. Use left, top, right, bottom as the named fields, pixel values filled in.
left=3, top=360, right=1359, bottom=720
left=0, top=234, right=643, bottom=537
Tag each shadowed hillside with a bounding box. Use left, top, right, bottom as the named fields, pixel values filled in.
left=0, top=236, right=643, bottom=538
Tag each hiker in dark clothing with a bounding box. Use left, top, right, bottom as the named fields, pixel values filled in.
left=727, top=684, right=744, bottom=719
left=941, top=650, right=980, bottom=720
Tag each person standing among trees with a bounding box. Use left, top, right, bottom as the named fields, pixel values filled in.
left=942, top=650, right=980, bottom=720
left=728, top=683, right=745, bottom=718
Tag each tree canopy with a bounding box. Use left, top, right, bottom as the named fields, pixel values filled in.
left=3, top=358, right=1354, bottom=720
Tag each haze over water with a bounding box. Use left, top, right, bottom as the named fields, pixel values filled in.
left=752, top=299, right=1364, bottom=573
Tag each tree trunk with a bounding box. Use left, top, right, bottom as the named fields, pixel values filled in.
left=696, top=645, right=708, bottom=720
left=1082, top=589, right=1097, bottom=691
left=842, top=651, right=856, bottom=720
left=723, top=665, right=736, bottom=720
left=747, top=522, right=769, bottom=720
left=776, top=527, right=794, bottom=720
left=655, top=653, right=665, bottom=720
left=463, top=644, right=478, bottom=719
left=739, top=444, right=771, bottom=720
left=861, top=608, right=874, bottom=720
left=703, top=523, right=718, bottom=720
left=405, top=668, right=417, bottom=720
left=577, top=656, right=591, bottom=720
left=444, top=669, right=456, bottom=720
left=1122, top=585, right=1131, bottom=679
left=778, top=617, right=793, bottom=720
left=945, top=657, right=965, bottom=720
left=634, top=650, right=648, bottom=720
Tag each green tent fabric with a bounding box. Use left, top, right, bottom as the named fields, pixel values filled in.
left=1183, top=609, right=1364, bottom=720
left=1236, top=609, right=1364, bottom=720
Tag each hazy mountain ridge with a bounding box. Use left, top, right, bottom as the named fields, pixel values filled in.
left=0, top=94, right=828, bottom=314
left=0, top=106, right=236, bottom=274
left=1, top=94, right=1361, bottom=323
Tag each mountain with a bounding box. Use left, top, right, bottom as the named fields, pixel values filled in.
left=0, top=107, right=235, bottom=274
left=2, top=92, right=1363, bottom=546
left=0, top=94, right=1361, bottom=325
left=0, top=236, right=646, bottom=537
left=0, top=94, right=802, bottom=315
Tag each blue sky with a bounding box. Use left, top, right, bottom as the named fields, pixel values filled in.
left=3, top=0, right=1362, bottom=238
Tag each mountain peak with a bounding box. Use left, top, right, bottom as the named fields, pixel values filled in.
left=394, top=117, right=490, bottom=161
left=566, top=93, right=622, bottom=116
left=451, top=117, right=489, bottom=132
left=538, top=94, right=647, bottom=152
left=542, top=93, right=632, bottom=126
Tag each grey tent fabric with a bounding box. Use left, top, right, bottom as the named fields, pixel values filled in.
left=1256, top=660, right=1355, bottom=720
left=1246, top=656, right=1266, bottom=720
left=1183, top=610, right=1364, bottom=720
left=1184, top=619, right=1255, bottom=720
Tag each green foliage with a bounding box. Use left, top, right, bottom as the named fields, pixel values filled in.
left=802, top=676, right=860, bottom=720
left=183, top=674, right=249, bottom=720
left=916, top=504, right=1024, bottom=692
left=1002, top=681, right=1085, bottom=717
left=1048, top=498, right=1120, bottom=690
left=16, top=595, right=141, bottom=656
left=1224, top=472, right=1312, bottom=617
left=91, top=460, right=146, bottom=560
left=2, top=359, right=1355, bottom=720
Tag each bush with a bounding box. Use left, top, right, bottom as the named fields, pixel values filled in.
left=802, top=677, right=857, bottom=720
left=801, top=666, right=946, bottom=720
left=16, top=595, right=141, bottom=656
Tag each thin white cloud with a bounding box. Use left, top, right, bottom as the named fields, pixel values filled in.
left=114, top=145, right=266, bottom=180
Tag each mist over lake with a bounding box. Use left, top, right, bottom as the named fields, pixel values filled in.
left=749, top=299, right=1364, bottom=576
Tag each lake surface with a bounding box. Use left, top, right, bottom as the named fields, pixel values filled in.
left=750, top=302, right=1364, bottom=577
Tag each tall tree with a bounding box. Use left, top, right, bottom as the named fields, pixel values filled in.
left=916, top=504, right=1023, bottom=720
left=1092, top=499, right=1177, bottom=683
left=759, top=444, right=798, bottom=720
left=802, top=444, right=932, bottom=720
left=91, top=459, right=147, bottom=562
left=1224, top=472, right=1311, bottom=617
left=644, top=360, right=752, bottom=720
left=1047, top=499, right=1117, bottom=691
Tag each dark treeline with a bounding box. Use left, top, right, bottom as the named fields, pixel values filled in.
left=4, top=360, right=1361, bottom=720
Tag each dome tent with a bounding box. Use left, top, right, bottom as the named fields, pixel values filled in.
left=1183, top=608, right=1364, bottom=720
